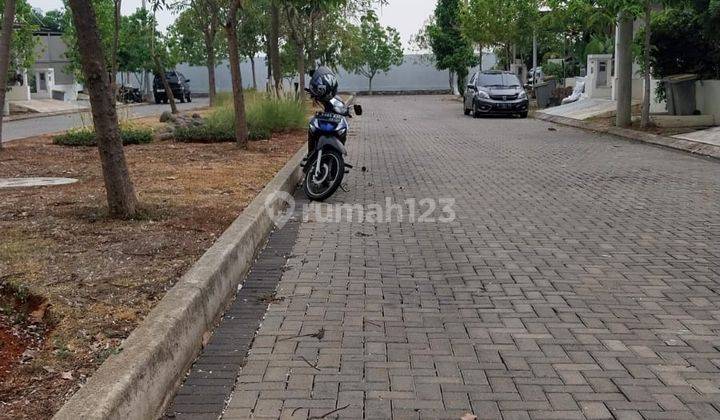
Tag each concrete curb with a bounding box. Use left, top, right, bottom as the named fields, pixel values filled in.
left=53, top=146, right=306, bottom=420
left=534, top=112, right=720, bottom=160
left=2, top=102, right=149, bottom=123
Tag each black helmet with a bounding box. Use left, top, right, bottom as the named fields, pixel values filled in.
left=308, top=66, right=338, bottom=102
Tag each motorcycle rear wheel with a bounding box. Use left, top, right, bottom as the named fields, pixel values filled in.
left=303, top=149, right=344, bottom=201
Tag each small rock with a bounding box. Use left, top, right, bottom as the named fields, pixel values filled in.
left=60, top=371, right=74, bottom=380
left=192, top=113, right=201, bottom=119
left=21, top=349, right=37, bottom=363
left=159, top=111, right=173, bottom=123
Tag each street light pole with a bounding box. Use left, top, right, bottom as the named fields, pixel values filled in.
left=142, top=0, right=151, bottom=101
left=532, top=31, right=537, bottom=87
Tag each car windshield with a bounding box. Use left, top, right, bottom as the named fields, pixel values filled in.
left=477, top=74, right=521, bottom=88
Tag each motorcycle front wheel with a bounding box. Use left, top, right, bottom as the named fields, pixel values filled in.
left=303, top=149, right=345, bottom=201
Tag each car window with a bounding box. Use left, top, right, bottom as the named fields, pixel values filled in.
left=477, top=73, right=522, bottom=87
left=469, top=73, right=477, bottom=86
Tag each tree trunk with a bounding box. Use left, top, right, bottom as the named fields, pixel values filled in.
left=266, top=44, right=273, bottom=94
left=67, top=0, right=138, bottom=218
left=368, top=75, right=373, bottom=95
left=615, top=11, right=634, bottom=127
left=250, top=56, right=257, bottom=90
left=204, top=31, right=217, bottom=107
left=640, top=0, right=652, bottom=129
left=0, top=0, right=16, bottom=148
left=457, top=69, right=468, bottom=96
left=153, top=55, right=178, bottom=114
left=225, top=0, right=249, bottom=148
left=295, top=38, right=305, bottom=97
left=110, top=0, right=121, bottom=95
left=269, top=2, right=282, bottom=97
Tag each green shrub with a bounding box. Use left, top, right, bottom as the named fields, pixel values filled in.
left=542, top=61, right=565, bottom=81
left=53, top=129, right=96, bottom=146
left=54, top=126, right=153, bottom=147
left=175, top=93, right=307, bottom=143
left=120, top=127, right=154, bottom=145
left=246, top=97, right=307, bottom=137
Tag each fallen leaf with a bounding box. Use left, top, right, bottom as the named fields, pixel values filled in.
left=61, top=371, right=74, bottom=380
left=460, top=413, right=477, bottom=420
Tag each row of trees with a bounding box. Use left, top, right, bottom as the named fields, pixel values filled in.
left=0, top=0, right=404, bottom=218
left=420, top=0, right=718, bottom=129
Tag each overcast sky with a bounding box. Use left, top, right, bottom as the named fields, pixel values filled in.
left=27, top=0, right=436, bottom=50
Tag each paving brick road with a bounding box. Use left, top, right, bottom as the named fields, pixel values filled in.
left=179, top=95, right=720, bottom=420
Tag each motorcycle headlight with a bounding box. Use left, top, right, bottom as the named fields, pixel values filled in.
left=518, top=90, right=528, bottom=99
left=476, top=90, right=490, bottom=99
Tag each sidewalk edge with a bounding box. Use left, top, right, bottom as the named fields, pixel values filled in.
left=53, top=146, right=306, bottom=420
left=534, top=112, right=720, bottom=160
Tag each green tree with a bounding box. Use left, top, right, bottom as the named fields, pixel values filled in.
left=237, top=0, right=265, bottom=90
left=32, top=8, right=65, bottom=31
left=597, top=0, right=651, bottom=126
left=167, top=0, right=223, bottom=105
left=118, top=9, right=155, bottom=74
left=341, top=10, right=403, bottom=94
left=426, top=0, right=477, bottom=95
left=61, top=0, right=115, bottom=79
left=461, top=0, right=539, bottom=70
left=66, top=0, right=138, bottom=217
left=282, top=0, right=343, bottom=93
left=168, top=6, right=221, bottom=104
left=224, top=0, right=249, bottom=146
left=0, top=0, right=38, bottom=146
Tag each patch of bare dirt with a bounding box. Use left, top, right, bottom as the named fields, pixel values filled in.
left=587, top=114, right=705, bottom=137
left=0, top=132, right=304, bottom=419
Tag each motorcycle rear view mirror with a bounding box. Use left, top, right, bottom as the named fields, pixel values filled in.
left=353, top=104, right=363, bottom=116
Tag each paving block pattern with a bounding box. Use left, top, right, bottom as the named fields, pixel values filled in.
left=205, top=96, right=717, bottom=419
left=164, top=211, right=302, bottom=420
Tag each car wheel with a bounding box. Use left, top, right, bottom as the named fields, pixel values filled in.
left=186, top=94, right=192, bottom=103
left=154, top=96, right=161, bottom=104
left=472, top=101, right=480, bottom=119
left=179, top=93, right=186, bottom=103
left=162, top=98, right=168, bottom=104
left=519, top=112, right=528, bottom=119
left=463, top=101, right=470, bottom=116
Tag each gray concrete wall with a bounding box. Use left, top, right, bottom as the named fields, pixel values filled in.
left=33, top=33, right=75, bottom=85
left=696, top=80, right=720, bottom=124
left=161, top=53, right=497, bottom=94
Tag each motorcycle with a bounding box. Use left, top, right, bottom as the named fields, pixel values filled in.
left=117, top=85, right=143, bottom=104
left=302, top=84, right=362, bottom=201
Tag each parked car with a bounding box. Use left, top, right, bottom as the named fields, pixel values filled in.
left=153, top=71, right=191, bottom=104
left=463, top=70, right=529, bottom=118
left=528, top=66, right=544, bottom=86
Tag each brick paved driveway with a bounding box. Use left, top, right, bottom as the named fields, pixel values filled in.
left=222, top=95, right=720, bottom=419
